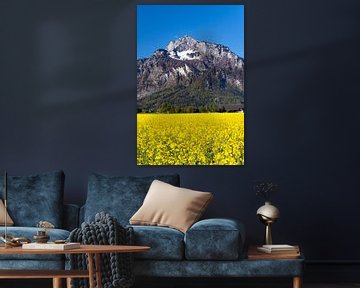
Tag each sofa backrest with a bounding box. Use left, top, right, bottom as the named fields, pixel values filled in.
left=0, top=170, right=65, bottom=228
left=63, top=203, right=80, bottom=231
left=82, top=173, right=180, bottom=226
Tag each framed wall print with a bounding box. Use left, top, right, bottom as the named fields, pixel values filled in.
left=137, top=4, right=244, bottom=165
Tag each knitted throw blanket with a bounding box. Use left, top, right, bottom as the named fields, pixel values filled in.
left=68, top=212, right=134, bottom=288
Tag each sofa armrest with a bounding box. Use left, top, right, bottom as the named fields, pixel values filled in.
left=184, top=218, right=245, bottom=260
left=63, top=204, right=80, bottom=231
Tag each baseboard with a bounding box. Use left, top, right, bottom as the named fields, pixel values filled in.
left=305, top=261, right=360, bottom=282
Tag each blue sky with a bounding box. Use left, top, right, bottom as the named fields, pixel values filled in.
left=137, top=5, right=244, bottom=59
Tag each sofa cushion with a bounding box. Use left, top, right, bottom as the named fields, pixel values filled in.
left=0, top=227, right=70, bottom=261
left=130, top=180, right=213, bottom=233
left=0, top=171, right=65, bottom=227
left=184, top=218, right=245, bottom=260
left=130, top=225, right=184, bottom=260
left=84, top=173, right=180, bottom=225
left=0, top=199, right=14, bottom=226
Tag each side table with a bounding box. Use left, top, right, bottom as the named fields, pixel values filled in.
left=247, top=245, right=304, bottom=288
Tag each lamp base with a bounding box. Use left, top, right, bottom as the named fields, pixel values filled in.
left=265, top=223, right=272, bottom=245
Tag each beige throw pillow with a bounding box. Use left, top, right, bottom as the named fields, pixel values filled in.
left=0, top=199, right=14, bottom=226
left=130, top=180, right=213, bottom=233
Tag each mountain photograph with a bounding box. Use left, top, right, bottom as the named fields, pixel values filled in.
left=137, top=5, right=244, bottom=165
left=137, top=35, right=244, bottom=113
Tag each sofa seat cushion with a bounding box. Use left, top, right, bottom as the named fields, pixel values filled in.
left=0, top=170, right=65, bottom=227
left=130, top=225, right=184, bottom=260
left=84, top=174, right=180, bottom=226
left=185, top=218, right=245, bottom=260
left=0, top=227, right=70, bottom=261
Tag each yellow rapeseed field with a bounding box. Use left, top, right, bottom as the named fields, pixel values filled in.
left=137, top=112, right=244, bottom=165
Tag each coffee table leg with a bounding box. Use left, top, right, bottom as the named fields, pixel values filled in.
left=293, top=276, right=302, bottom=288
left=88, top=253, right=95, bottom=288
left=95, top=253, right=102, bottom=288
left=66, top=277, right=72, bottom=288
left=52, top=278, right=62, bottom=288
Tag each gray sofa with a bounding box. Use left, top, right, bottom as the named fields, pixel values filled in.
left=81, top=173, right=304, bottom=282
left=0, top=171, right=303, bottom=287
left=0, top=170, right=78, bottom=270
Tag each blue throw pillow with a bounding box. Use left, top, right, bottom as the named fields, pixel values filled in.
left=84, top=173, right=180, bottom=225
left=0, top=170, right=65, bottom=227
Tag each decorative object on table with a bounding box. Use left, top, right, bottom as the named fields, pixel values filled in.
left=254, top=181, right=280, bottom=245
left=37, top=220, right=55, bottom=232
left=69, top=212, right=135, bottom=288
left=54, top=239, right=66, bottom=244
left=137, top=5, right=245, bottom=166
left=33, top=230, right=50, bottom=243
left=34, top=220, right=55, bottom=243
left=0, top=234, right=31, bottom=247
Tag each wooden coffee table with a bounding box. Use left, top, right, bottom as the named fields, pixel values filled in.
left=0, top=244, right=150, bottom=288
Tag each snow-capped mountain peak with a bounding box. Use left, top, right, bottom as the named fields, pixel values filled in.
left=137, top=35, right=244, bottom=105
left=166, top=35, right=198, bottom=52
left=168, top=49, right=200, bottom=61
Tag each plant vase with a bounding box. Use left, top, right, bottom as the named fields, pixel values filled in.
left=256, top=201, right=280, bottom=245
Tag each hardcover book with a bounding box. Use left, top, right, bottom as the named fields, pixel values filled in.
left=256, top=244, right=299, bottom=254
left=22, top=242, right=80, bottom=250
left=248, top=245, right=301, bottom=260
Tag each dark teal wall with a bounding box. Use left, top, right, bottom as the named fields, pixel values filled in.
left=1, top=0, right=360, bottom=262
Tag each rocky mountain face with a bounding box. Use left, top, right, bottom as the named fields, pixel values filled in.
left=137, top=35, right=244, bottom=112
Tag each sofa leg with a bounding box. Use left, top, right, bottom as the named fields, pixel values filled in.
left=293, top=276, right=302, bottom=288
left=53, top=278, right=62, bottom=288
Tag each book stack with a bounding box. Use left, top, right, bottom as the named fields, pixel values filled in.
left=22, top=242, right=80, bottom=250
left=257, top=244, right=299, bottom=254
left=248, top=244, right=300, bottom=260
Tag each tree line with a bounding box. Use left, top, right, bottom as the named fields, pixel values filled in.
left=138, top=103, right=242, bottom=114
